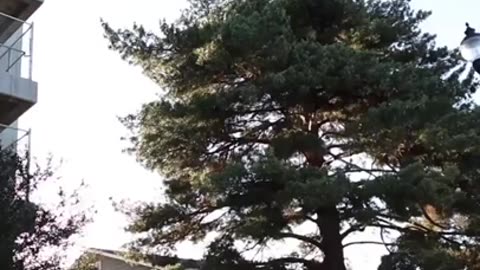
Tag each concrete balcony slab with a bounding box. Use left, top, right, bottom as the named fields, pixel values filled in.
left=0, top=71, right=37, bottom=131
left=0, top=0, right=43, bottom=43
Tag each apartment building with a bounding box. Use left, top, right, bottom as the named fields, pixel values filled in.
left=0, top=0, right=43, bottom=149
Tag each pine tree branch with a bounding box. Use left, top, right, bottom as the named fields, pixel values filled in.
left=277, top=232, right=323, bottom=249
left=321, top=131, right=344, bottom=139
left=343, top=168, right=397, bottom=174
left=342, top=241, right=397, bottom=248
left=374, top=208, right=480, bottom=238
left=240, top=238, right=267, bottom=254
left=369, top=219, right=465, bottom=248
left=206, top=142, right=235, bottom=156
left=380, top=227, right=395, bottom=254
left=305, top=215, right=318, bottom=224
left=340, top=225, right=365, bottom=239
left=439, top=231, right=480, bottom=237
left=368, top=222, right=409, bottom=233
left=419, top=203, right=449, bottom=230
left=375, top=215, right=434, bottom=234
left=235, top=137, right=271, bottom=145
left=326, top=151, right=397, bottom=175
left=327, top=144, right=351, bottom=150
left=227, top=107, right=285, bottom=115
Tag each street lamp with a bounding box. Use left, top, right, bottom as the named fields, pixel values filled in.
left=460, top=23, right=480, bottom=73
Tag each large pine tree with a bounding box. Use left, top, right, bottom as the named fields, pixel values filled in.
left=103, top=0, right=480, bottom=269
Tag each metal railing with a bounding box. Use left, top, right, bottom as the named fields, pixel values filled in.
left=0, top=123, right=32, bottom=200
left=0, top=123, right=31, bottom=150
left=0, top=11, right=34, bottom=80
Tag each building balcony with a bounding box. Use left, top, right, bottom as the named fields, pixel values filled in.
left=0, top=0, right=43, bottom=43
left=0, top=0, right=42, bottom=135
left=0, top=73, right=37, bottom=130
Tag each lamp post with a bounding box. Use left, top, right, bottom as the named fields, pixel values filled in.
left=460, top=23, right=480, bottom=74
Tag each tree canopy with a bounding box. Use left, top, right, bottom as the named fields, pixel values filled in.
left=0, top=148, right=88, bottom=270
left=103, top=0, right=480, bottom=269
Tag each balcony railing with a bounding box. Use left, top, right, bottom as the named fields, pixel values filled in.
left=0, top=123, right=31, bottom=153
left=0, top=122, right=32, bottom=200
left=0, top=11, right=34, bottom=80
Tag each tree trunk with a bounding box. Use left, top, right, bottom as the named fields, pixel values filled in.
left=0, top=245, right=14, bottom=270
left=317, top=206, right=346, bottom=270
left=304, top=147, right=346, bottom=270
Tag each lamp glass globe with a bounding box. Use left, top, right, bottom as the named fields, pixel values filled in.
left=460, top=35, right=480, bottom=62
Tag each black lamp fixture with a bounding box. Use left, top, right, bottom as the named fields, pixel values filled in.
left=460, top=23, right=480, bottom=73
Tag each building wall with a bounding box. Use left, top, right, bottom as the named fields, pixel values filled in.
left=0, top=27, right=23, bottom=148
left=98, top=257, right=153, bottom=270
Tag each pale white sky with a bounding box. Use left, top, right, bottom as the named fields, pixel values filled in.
left=18, top=0, right=480, bottom=269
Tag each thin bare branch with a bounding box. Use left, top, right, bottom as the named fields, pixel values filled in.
left=343, top=241, right=397, bottom=248
left=340, top=225, right=365, bottom=239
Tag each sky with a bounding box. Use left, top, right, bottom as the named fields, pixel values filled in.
left=15, top=0, right=480, bottom=269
